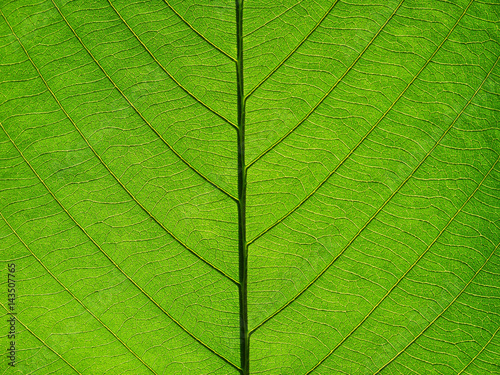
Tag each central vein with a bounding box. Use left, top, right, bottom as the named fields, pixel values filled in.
left=235, top=0, right=249, bottom=373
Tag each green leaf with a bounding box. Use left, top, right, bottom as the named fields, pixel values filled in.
left=1, top=0, right=499, bottom=374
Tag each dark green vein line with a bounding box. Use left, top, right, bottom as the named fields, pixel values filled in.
left=161, top=0, right=237, bottom=62
left=0, top=213, right=159, bottom=375
left=0, top=122, right=240, bottom=371
left=49, top=0, right=238, bottom=203
left=247, top=0, right=474, bottom=246
left=246, top=0, right=404, bottom=170
left=249, top=37, right=491, bottom=336
left=305, top=154, right=499, bottom=374
left=244, top=0, right=340, bottom=101
left=374, top=241, right=500, bottom=374
left=235, top=0, right=248, bottom=373
left=1, top=9, right=238, bottom=285
left=457, top=326, right=500, bottom=375
left=0, top=302, right=82, bottom=374
left=106, top=0, right=239, bottom=130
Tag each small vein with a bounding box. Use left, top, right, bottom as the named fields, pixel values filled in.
left=0, top=121, right=241, bottom=372
left=244, top=0, right=340, bottom=101
left=457, top=326, right=500, bottom=375
left=161, top=0, right=237, bottom=62
left=0, top=213, right=159, bottom=375
left=49, top=0, right=238, bottom=202
left=1, top=9, right=239, bottom=285
left=243, top=1, right=305, bottom=38
left=304, top=155, right=499, bottom=375
left=0, top=302, right=81, bottom=374
left=249, top=43, right=494, bottom=336
left=374, top=241, right=500, bottom=374
left=247, top=0, right=474, bottom=245
left=106, top=0, right=238, bottom=130
left=246, top=0, right=405, bottom=170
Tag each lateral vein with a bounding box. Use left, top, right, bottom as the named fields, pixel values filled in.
left=0, top=213, right=159, bottom=375
left=244, top=0, right=340, bottom=101
left=457, top=326, right=500, bottom=375
left=247, top=0, right=473, bottom=246
left=161, top=0, right=237, bottom=62
left=50, top=0, right=239, bottom=203
left=106, top=0, right=239, bottom=130
left=246, top=0, right=405, bottom=170
left=0, top=301, right=81, bottom=374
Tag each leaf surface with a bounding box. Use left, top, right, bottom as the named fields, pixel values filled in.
left=0, top=0, right=499, bottom=374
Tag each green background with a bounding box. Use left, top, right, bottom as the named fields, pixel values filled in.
left=0, top=0, right=499, bottom=373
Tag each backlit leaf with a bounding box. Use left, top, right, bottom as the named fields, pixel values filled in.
left=0, top=0, right=499, bottom=374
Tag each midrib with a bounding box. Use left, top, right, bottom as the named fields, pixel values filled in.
left=235, top=0, right=249, bottom=374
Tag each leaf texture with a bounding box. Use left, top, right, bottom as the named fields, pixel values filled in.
left=0, top=0, right=499, bottom=374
